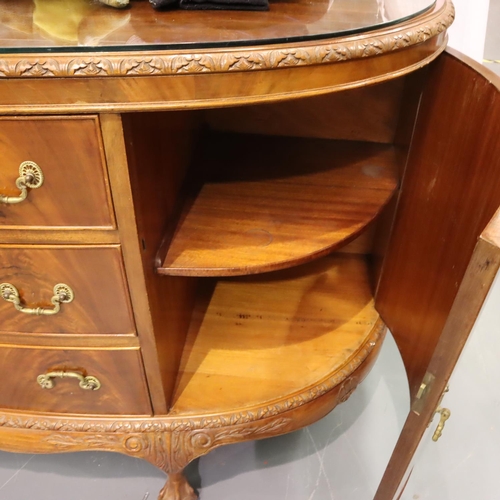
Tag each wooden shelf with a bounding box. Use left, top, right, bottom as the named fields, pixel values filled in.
left=170, top=254, right=384, bottom=416
left=158, top=133, right=399, bottom=277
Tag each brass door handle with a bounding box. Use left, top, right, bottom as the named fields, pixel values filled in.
left=37, top=371, right=101, bottom=391
left=0, top=283, right=74, bottom=316
left=0, top=161, right=44, bottom=204
left=432, top=407, right=451, bottom=441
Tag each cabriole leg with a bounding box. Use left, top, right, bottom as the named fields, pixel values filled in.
left=159, top=471, right=197, bottom=500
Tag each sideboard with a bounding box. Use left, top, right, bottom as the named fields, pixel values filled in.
left=0, top=1, right=500, bottom=499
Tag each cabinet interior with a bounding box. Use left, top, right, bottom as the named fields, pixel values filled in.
left=121, top=73, right=421, bottom=412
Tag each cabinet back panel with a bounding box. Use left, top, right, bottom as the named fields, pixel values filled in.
left=205, top=79, right=405, bottom=144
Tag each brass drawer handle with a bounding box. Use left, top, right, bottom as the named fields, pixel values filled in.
left=0, top=283, right=74, bottom=316
left=37, top=371, right=101, bottom=391
left=0, top=161, right=44, bottom=204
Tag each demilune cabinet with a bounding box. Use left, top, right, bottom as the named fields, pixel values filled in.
left=0, top=0, right=500, bottom=499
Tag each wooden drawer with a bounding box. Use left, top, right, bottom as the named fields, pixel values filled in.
left=0, top=245, right=135, bottom=335
left=0, top=346, right=152, bottom=415
left=0, top=117, right=115, bottom=228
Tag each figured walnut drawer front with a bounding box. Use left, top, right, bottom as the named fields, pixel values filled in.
left=0, top=346, right=152, bottom=415
left=0, top=117, right=115, bottom=228
left=0, top=245, right=135, bottom=335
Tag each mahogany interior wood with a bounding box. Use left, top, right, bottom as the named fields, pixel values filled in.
left=375, top=50, right=500, bottom=398
left=118, top=111, right=201, bottom=411
left=171, top=254, right=380, bottom=414
left=159, top=133, right=399, bottom=276
left=204, top=79, right=405, bottom=145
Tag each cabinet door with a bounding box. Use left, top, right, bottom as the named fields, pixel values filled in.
left=375, top=49, right=500, bottom=499
left=401, top=271, right=500, bottom=499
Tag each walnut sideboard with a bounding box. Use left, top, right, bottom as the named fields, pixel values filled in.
left=1, top=1, right=500, bottom=499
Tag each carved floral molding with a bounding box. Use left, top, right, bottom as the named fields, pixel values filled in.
left=0, top=323, right=384, bottom=434
left=0, top=2, right=454, bottom=79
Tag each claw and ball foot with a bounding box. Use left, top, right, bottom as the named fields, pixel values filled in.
left=159, top=472, right=198, bottom=500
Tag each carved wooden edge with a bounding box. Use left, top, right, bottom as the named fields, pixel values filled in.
left=0, top=2, right=454, bottom=79
left=0, top=320, right=385, bottom=435
left=37, top=416, right=295, bottom=473
left=0, top=322, right=385, bottom=477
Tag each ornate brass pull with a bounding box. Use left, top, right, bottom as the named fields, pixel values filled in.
left=0, top=161, right=44, bottom=204
left=37, top=371, right=101, bottom=391
left=432, top=407, right=451, bottom=442
left=0, top=283, right=74, bottom=316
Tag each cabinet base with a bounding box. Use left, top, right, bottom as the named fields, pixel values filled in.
left=0, top=322, right=384, bottom=499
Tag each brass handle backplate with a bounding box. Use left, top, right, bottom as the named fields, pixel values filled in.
left=0, top=161, right=44, bottom=204
left=432, top=407, right=451, bottom=442
left=37, top=371, right=101, bottom=391
left=0, top=282, right=74, bottom=316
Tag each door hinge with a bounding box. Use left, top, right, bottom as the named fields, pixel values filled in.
left=411, top=371, right=435, bottom=415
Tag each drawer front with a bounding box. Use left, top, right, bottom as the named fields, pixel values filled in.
left=0, top=346, right=152, bottom=415
left=0, top=117, right=115, bottom=228
left=0, top=245, right=135, bottom=335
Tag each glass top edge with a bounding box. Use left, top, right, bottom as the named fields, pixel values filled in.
left=0, top=0, right=438, bottom=55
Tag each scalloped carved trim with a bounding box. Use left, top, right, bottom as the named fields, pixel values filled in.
left=0, top=1, right=454, bottom=79
left=40, top=418, right=291, bottom=470
left=0, top=321, right=385, bottom=433
left=39, top=417, right=292, bottom=475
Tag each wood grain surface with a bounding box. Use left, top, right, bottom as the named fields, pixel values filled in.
left=205, top=79, right=405, bottom=145
left=102, top=112, right=202, bottom=413
left=120, top=112, right=201, bottom=412
left=376, top=50, right=500, bottom=399
left=160, top=133, right=399, bottom=276
left=0, top=245, right=135, bottom=335
left=0, top=35, right=447, bottom=115
left=170, top=254, right=381, bottom=414
left=0, top=117, right=115, bottom=228
left=0, top=345, right=151, bottom=415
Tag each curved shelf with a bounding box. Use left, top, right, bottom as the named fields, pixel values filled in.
left=169, top=254, right=385, bottom=418
left=0, top=255, right=386, bottom=429
left=158, top=134, right=399, bottom=277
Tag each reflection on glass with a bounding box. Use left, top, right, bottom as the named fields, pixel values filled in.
left=0, top=0, right=436, bottom=52
left=1, top=0, right=130, bottom=45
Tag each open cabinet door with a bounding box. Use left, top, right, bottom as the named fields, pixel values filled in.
left=374, top=49, right=500, bottom=499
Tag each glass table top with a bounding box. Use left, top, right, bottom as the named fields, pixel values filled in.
left=0, top=0, right=435, bottom=53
